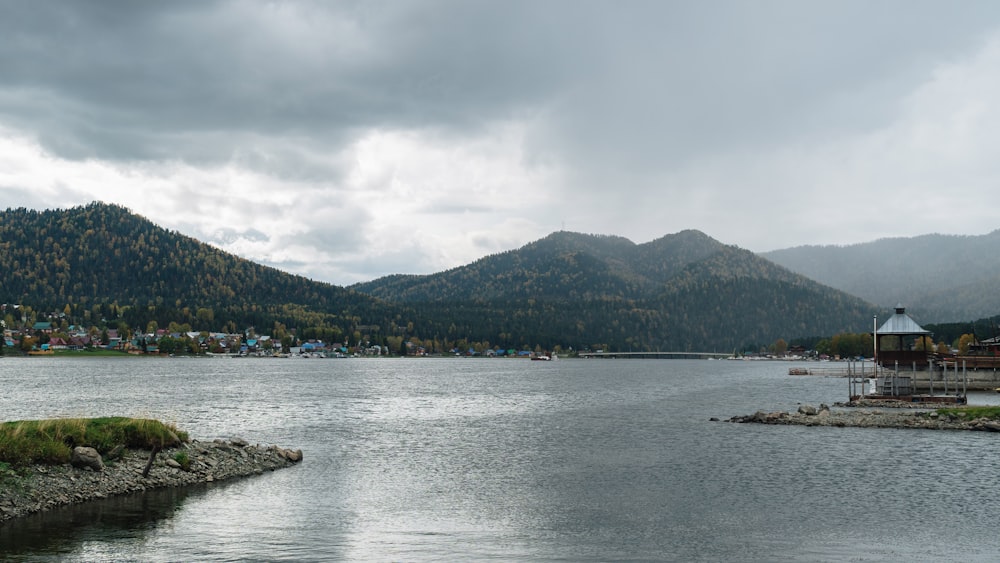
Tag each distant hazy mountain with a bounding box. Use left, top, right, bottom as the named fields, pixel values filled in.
left=762, top=230, right=1000, bottom=322
left=353, top=230, right=876, bottom=351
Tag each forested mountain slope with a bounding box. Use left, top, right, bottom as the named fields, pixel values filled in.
left=1, top=203, right=879, bottom=352
left=354, top=231, right=877, bottom=351
left=0, top=202, right=388, bottom=333
left=762, top=230, right=1000, bottom=322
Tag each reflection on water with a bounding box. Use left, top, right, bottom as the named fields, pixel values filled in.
left=0, top=485, right=201, bottom=559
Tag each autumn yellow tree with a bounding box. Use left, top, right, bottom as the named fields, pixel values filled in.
left=957, top=333, right=976, bottom=355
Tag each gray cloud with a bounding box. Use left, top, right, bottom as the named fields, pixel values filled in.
left=6, top=1, right=997, bottom=171
left=4, top=1, right=1000, bottom=282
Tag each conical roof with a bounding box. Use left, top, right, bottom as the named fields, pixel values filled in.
left=876, top=304, right=930, bottom=335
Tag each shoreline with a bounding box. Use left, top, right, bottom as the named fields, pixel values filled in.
left=725, top=403, right=1000, bottom=431
left=0, top=438, right=302, bottom=523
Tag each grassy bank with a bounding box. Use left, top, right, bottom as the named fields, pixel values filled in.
left=0, top=417, right=188, bottom=467
left=52, top=348, right=132, bottom=357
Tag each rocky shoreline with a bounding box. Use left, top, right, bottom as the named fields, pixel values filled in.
left=726, top=403, right=1000, bottom=431
left=0, top=438, right=302, bottom=523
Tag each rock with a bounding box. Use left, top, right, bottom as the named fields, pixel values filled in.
left=165, top=458, right=182, bottom=469
left=71, top=446, right=104, bottom=472
left=798, top=404, right=818, bottom=416
left=230, top=437, right=248, bottom=447
left=284, top=449, right=303, bottom=462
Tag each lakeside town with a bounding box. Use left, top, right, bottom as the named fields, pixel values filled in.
left=1, top=310, right=557, bottom=359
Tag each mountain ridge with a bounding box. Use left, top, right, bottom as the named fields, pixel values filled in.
left=762, top=229, right=1000, bottom=321
left=1, top=202, right=880, bottom=352
left=352, top=229, right=876, bottom=351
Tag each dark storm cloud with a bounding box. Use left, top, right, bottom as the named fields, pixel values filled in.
left=0, top=1, right=572, bottom=166
left=4, top=1, right=999, bottom=172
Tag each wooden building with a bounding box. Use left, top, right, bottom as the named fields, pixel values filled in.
left=875, top=305, right=931, bottom=369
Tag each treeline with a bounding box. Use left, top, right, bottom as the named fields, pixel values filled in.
left=0, top=203, right=398, bottom=338
left=2, top=203, right=885, bottom=354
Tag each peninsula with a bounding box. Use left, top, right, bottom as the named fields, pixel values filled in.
left=0, top=417, right=302, bottom=523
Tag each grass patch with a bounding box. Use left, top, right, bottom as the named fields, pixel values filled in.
left=173, top=451, right=191, bottom=471
left=0, top=417, right=188, bottom=467
left=935, top=406, right=1000, bottom=420
left=53, top=348, right=130, bottom=357
left=0, top=460, right=28, bottom=491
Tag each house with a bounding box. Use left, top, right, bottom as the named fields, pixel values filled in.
left=69, top=335, right=93, bottom=349
left=969, top=335, right=1000, bottom=355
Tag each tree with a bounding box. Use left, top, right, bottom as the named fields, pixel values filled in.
left=771, top=338, right=788, bottom=356
left=158, top=336, right=177, bottom=355
left=196, top=307, right=214, bottom=326
left=957, top=333, right=976, bottom=355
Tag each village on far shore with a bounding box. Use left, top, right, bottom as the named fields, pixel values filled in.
left=2, top=317, right=556, bottom=360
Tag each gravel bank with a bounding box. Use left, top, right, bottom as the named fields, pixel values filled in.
left=726, top=404, right=1000, bottom=432
left=0, top=438, right=302, bottom=523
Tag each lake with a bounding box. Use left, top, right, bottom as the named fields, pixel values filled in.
left=2, top=356, right=1000, bottom=561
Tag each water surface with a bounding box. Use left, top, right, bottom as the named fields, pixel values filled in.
left=2, top=356, right=999, bottom=561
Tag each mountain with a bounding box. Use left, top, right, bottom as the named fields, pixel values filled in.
left=1, top=203, right=880, bottom=353
left=761, top=230, right=1000, bottom=322
left=0, top=202, right=389, bottom=336
left=352, top=230, right=877, bottom=351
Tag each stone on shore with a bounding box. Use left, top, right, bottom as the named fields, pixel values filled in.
left=797, top=404, right=818, bottom=416
left=70, top=447, right=104, bottom=472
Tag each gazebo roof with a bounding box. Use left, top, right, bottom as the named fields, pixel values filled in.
left=876, top=305, right=930, bottom=335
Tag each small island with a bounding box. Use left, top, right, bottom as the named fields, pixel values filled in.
left=727, top=404, right=1000, bottom=432
left=0, top=417, right=302, bottom=523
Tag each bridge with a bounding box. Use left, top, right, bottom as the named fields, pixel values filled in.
left=577, top=351, right=733, bottom=359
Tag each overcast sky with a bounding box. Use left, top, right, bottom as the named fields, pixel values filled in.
left=3, top=1, right=1000, bottom=284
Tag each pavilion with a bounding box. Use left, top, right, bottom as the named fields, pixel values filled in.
left=875, top=304, right=931, bottom=369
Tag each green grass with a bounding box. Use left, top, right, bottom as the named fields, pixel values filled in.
left=52, top=348, right=131, bottom=357
left=935, top=406, right=1000, bottom=420
left=173, top=451, right=191, bottom=471
left=0, top=460, right=27, bottom=491
left=0, top=417, right=189, bottom=467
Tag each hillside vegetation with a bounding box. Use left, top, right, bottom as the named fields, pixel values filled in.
left=353, top=230, right=876, bottom=351
left=763, top=230, right=1000, bottom=322
left=2, top=203, right=877, bottom=353
left=0, top=202, right=390, bottom=337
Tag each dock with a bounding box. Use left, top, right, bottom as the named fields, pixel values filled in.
left=791, top=358, right=1000, bottom=391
